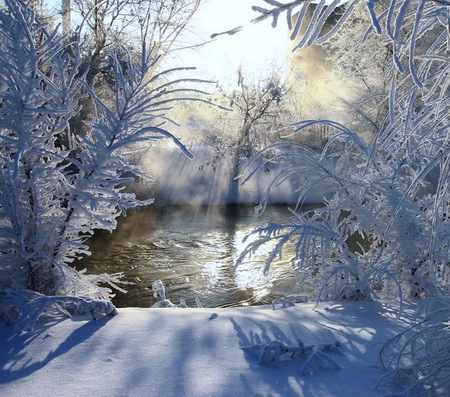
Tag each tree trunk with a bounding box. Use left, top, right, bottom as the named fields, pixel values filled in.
left=61, top=0, right=71, bottom=36
left=227, top=126, right=252, bottom=205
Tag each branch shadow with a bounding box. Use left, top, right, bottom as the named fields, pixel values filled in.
left=229, top=311, right=340, bottom=397
left=0, top=316, right=113, bottom=383
left=227, top=302, right=414, bottom=397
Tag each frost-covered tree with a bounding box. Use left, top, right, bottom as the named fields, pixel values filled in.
left=193, top=68, right=290, bottom=203
left=241, top=0, right=450, bottom=301
left=322, top=1, right=393, bottom=136
left=239, top=0, right=450, bottom=392
left=53, top=0, right=202, bottom=140
left=224, top=68, right=287, bottom=203
left=70, top=0, right=202, bottom=84
left=0, top=0, right=202, bottom=329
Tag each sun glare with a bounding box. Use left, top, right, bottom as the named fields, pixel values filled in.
left=171, top=0, right=289, bottom=88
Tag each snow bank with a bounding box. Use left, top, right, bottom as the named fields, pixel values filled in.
left=0, top=301, right=421, bottom=397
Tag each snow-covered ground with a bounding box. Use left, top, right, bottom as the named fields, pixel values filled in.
left=0, top=301, right=421, bottom=397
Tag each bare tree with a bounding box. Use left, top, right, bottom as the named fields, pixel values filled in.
left=208, top=68, right=287, bottom=204
left=230, top=68, right=285, bottom=158
left=57, top=0, right=202, bottom=141
left=67, top=0, right=201, bottom=84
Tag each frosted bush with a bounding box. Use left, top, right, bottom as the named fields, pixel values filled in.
left=0, top=0, right=202, bottom=330
left=240, top=0, right=450, bottom=301
left=150, top=280, right=199, bottom=308
left=0, top=289, right=117, bottom=333
left=377, top=298, right=450, bottom=396
left=272, top=297, right=296, bottom=310
left=241, top=0, right=450, bottom=393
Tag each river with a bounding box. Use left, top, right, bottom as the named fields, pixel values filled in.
left=79, top=204, right=311, bottom=308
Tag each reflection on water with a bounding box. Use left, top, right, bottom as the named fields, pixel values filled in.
left=79, top=205, right=310, bottom=308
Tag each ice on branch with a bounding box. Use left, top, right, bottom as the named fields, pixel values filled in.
left=240, top=1, right=450, bottom=391
left=152, top=280, right=167, bottom=300
left=377, top=298, right=450, bottom=396
left=272, top=298, right=296, bottom=310
left=0, top=290, right=116, bottom=333
left=242, top=337, right=342, bottom=375
left=0, top=0, right=206, bottom=332
left=151, top=280, right=193, bottom=308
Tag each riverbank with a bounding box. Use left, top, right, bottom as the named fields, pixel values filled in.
left=0, top=301, right=423, bottom=397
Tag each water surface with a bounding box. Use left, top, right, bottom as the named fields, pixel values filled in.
left=80, top=205, right=308, bottom=308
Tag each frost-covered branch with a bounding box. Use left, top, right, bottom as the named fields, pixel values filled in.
left=0, top=289, right=117, bottom=333
left=0, top=0, right=204, bottom=331
left=377, top=298, right=450, bottom=395
left=234, top=0, right=450, bottom=392
left=239, top=0, right=450, bottom=300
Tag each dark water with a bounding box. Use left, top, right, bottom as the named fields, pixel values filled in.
left=79, top=205, right=308, bottom=308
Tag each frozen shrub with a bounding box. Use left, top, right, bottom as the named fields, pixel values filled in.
left=240, top=0, right=450, bottom=302
left=242, top=337, right=342, bottom=375
left=242, top=0, right=450, bottom=390
left=0, top=0, right=202, bottom=330
left=377, top=298, right=450, bottom=396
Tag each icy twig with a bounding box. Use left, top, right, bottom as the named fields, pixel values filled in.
left=272, top=298, right=296, bottom=310
left=242, top=337, right=341, bottom=375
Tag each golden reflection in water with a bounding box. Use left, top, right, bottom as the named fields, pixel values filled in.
left=190, top=214, right=296, bottom=302
left=82, top=205, right=300, bottom=307
left=232, top=228, right=295, bottom=299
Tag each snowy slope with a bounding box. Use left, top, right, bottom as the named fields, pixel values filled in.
left=0, top=301, right=421, bottom=397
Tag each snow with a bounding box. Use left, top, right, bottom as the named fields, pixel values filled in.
left=0, top=300, right=423, bottom=397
